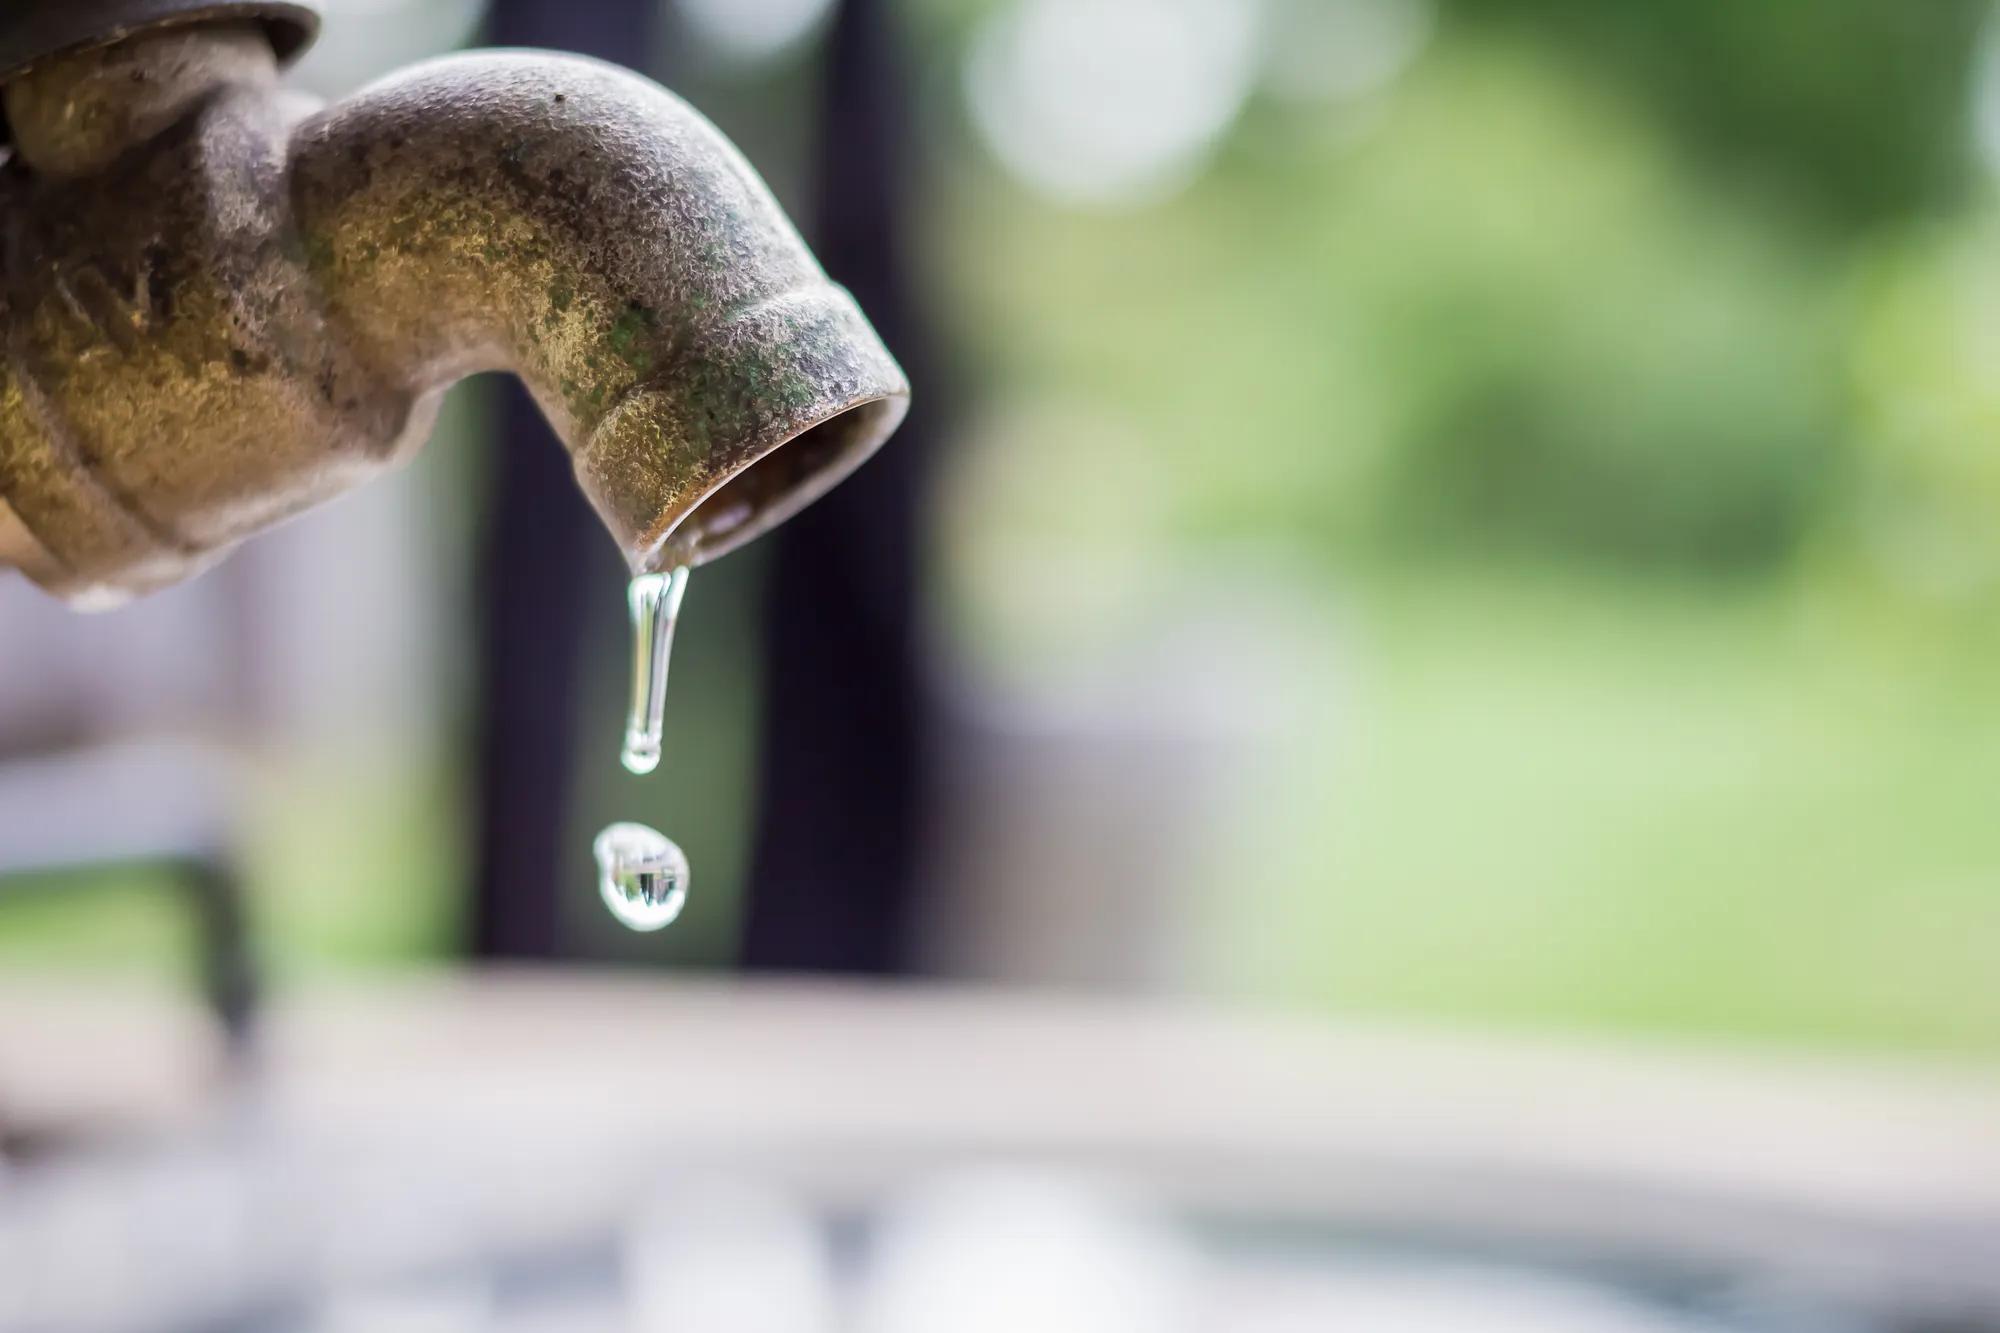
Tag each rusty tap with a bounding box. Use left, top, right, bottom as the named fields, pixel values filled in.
left=0, top=1, right=909, bottom=607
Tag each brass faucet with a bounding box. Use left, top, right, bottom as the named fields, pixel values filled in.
left=0, top=1, right=909, bottom=608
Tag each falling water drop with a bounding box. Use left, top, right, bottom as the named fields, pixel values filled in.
left=622, top=566, right=690, bottom=776
left=602, top=568, right=693, bottom=931
left=594, top=821, right=690, bottom=932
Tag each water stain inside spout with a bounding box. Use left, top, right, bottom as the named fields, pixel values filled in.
left=597, top=567, right=693, bottom=933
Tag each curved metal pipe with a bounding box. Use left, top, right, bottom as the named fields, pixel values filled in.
left=0, top=23, right=907, bottom=607
left=291, top=50, right=909, bottom=573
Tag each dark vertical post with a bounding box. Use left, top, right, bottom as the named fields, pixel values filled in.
left=467, top=0, right=651, bottom=959
left=181, top=853, right=257, bottom=1052
left=741, top=0, right=936, bottom=973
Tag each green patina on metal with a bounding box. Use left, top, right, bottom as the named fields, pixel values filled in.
left=607, top=304, right=658, bottom=374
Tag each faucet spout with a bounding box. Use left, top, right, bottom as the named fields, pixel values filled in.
left=0, top=23, right=907, bottom=606
left=290, top=51, right=908, bottom=573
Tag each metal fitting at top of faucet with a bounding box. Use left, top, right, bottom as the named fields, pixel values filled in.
left=0, top=1, right=909, bottom=608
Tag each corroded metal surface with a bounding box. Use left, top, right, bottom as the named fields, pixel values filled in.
left=0, top=498, right=60, bottom=584
left=0, top=20, right=908, bottom=607
left=0, top=0, right=317, bottom=89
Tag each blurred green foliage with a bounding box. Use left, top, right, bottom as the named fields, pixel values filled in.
left=946, top=37, right=1847, bottom=576
left=933, top=0, right=2000, bottom=1051
left=1442, top=0, right=1989, bottom=228
left=1217, top=565, right=2000, bottom=1054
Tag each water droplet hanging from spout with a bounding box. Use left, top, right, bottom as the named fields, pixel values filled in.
left=622, top=566, right=689, bottom=775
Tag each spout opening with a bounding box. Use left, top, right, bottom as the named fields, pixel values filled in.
left=568, top=286, right=909, bottom=576
left=651, top=392, right=908, bottom=570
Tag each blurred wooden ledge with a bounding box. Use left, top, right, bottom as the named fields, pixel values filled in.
left=1, top=971, right=1996, bottom=1291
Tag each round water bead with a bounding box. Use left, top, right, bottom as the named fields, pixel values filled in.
left=593, top=821, right=689, bottom=932
left=620, top=732, right=662, bottom=776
